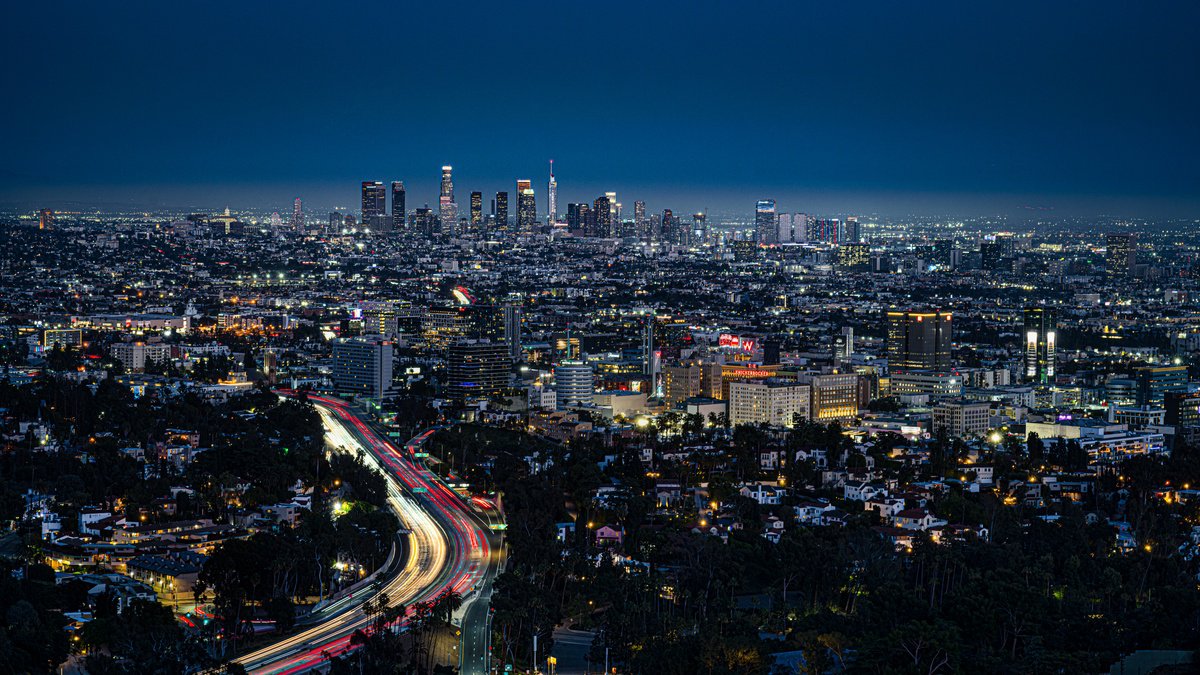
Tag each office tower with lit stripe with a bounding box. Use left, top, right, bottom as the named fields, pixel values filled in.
left=886, top=309, right=953, bottom=371
left=1023, top=307, right=1057, bottom=384
left=634, top=200, right=647, bottom=240
left=516, top=179, right=536, bottom=232
left=1106, top=233, right=1136, bottom=277
left=361, top=181, right=386, bottom=230
left=391, top=181, right=405, bottom=232
left=38, top=208, right=54, bottom=230
left=494, top=191, right=508, bottom=230
left=547, top=160, right=557, bottom=225
left=755, top=199, right=777, bottom=244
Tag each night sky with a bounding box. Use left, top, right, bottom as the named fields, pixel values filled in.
left=2, top=1, right=1198, bottom=217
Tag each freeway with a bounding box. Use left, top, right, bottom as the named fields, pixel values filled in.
left=232, top=393, right=502, bottom=674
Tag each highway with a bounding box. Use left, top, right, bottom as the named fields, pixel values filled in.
left=231, top=393, right=503, bottom=674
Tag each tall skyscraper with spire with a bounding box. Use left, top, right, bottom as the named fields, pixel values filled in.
left=547, top=160, right=558, bottom=226
left=439, top=165, right=457, bottom=236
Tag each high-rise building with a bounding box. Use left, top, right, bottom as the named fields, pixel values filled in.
left=516, top=180, right=536, bottom=232
left=470, top=191, right=483, bottom=229
left=833, top=327, right=854, bottom=363
left=809, top=373, right=861, bottom=423
left=729, top=380, right=811, bottom=428
left=886, top=309, right=953, bottom=371
left=391, top=181, right=406, bottom=231
left=634, top=200, right=647, bottom=240
left=691, top=213, right=707, bottom=246
left=291, top=198, right=304, bottom=231
left=1023, top=307, right=1058, bottom=384
left=439, top=166, right=457, bottom=236
left=1134, top=365, right=1188, bottom=406
left=413, top=206, right=435, bottom=237
left=446, top=339, right=511, bottom=403
left=664, top=362, right=703, bottom=407
left=494, top=191, right=509, bottom=229
left=332, top=337, right=394, bottom=400
left=38, top=208, right=54, bottom=230
left=843, top=216, right=860, bottom=243
left=1165, top=391, right=1200, bottom=429
left=328, top=211, right=341, bottom=232
left=755, top=199, right=777, bottom=244
left=567, top=203, right=588, bottom=230
left=503, top=305, right=522, bottom=362
left=547, top=160, right=558, bottom=225
left=661, top=209, right=675, bottom=245
left=361, top=181, right=386, bottom=230
left=592, top=195, right=613, bottom=237
left=837, top=243, right=871, bottom=271
left=555, top=361, right=595, bottom=409
left=1106, top=233, right=1136, bottom=277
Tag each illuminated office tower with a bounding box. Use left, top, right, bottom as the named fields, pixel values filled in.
left=361, top=181, right=386, bottom=230
left=494, top=191, right=509, bottom=229
left=391, top=181, right=405, bottom=232
left=291, top=197, right=304, bottom=231
left=1023, top=307, right=1057, bottom=384
left=1106, top=233, right=1136, bottom=277
left=634, top=200, right=647, bottom=239
left=439, top=166, right=457, bottom=236
left=605, top=192, right=617, bottom=233
left=516, top=180, right=536, bottom=232
left=592, top=195, right=613, bottom=237
left=755, top=199, right=777, bottom=244
left=661, top=209, right=676, bottom=244
left=691, top=212, right=707, bottom=245
left=775, top=213, right=794, bottom=243
left=547, top=160, right=558, bottom=225
left=38, top=208, right=54, bottom=230
left=886, top=309, right=953, bottom=371
left=470, top=191, right=483, bottom=229
left=328, top=211, right=341, bottom=232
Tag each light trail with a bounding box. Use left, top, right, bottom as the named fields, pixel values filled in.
left=230, top=393, right=495, bottom=674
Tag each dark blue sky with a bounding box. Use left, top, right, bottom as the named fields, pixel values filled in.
left=2, top=1, right=1198, bottom=217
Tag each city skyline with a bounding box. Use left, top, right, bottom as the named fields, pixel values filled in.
left=2, top=2, right=1199, bottom=217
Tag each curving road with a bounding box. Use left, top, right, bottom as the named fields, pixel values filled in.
left=231, top=393, right=502, bottom=675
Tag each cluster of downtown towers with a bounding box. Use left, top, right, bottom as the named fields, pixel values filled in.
left=328, top=163, right=861, bottom=246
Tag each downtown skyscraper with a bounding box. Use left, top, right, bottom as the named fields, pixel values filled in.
left=391, top=181, right=405, bottom=232
left=361, top=181, right=386, bottom=231
left=439, top=166, right=457, bottom=236
left=755, top=199, right=777, bottom=244
left=547, top=160, right=558, bottom=226
left=516, top=179, right=536, bottom=232
left=494, top=191, right=508, bottom=230
left=470, top=191, right=483, bottom=231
